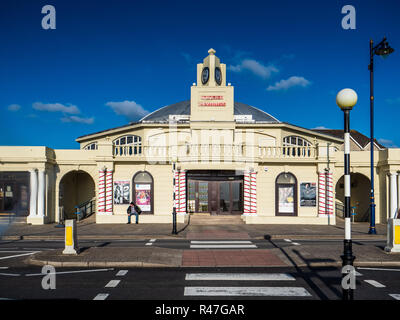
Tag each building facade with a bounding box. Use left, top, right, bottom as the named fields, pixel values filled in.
left=1, top=49, right=400, bottom=225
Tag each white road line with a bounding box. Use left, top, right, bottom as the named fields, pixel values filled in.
left=93, top=293, right=109, bottom=300
left=284, top=239, right=292, bottom=242
left=116, top=270, right=128, bottom=276
left=191, top=241, right=253, bottom=244
left=0, top=252, right=39, bottom=261
left=364, top=280, right=386, bottom=288
left=184, top=287, right=312, bottom=297
left=145, top=243, right=153, bottom=246
left=185, top=273, right=296, bottom=281
left=389, top=294, right=400, bottom=300
left=149, top=239, right=156, bottom=242
left=358, top=267, right=400, bottom=272
left=190, top=244, right=257, bottom=249
left=0, top=267, right=9, bottom=269
left=25, top=268, right=114, bottom=277
left=105, top=280, right=121, bottom=288
left=292, top=242, right=301, bottom=246
left=0, top=273, right=21, bottom=277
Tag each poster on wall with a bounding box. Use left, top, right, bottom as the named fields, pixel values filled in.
left=113, top=181, right=130, bottom=205
left=300, top=182, right=316, bottom=207
left=278, top=186, right=294, bottom=213
left=135, top=184, right=151, bottom=211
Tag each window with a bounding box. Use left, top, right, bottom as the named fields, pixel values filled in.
left=133, top=171, right=153, bottom=214
left=114, top=135, right=142, bottom=155
left=83, top=142, right=98, bottom=150
left=283, top=136, right=312, bottom=156
left=275, top=172, right=297, bottom=216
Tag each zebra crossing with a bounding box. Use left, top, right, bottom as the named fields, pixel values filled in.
left=189, top=240, right=257, bottom=249
left=183, top=272, right=313, bottom=298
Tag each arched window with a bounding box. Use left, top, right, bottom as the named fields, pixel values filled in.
left=283, top=136, right=312, bottom=157
left=132, top=171, right=153, bottom=214
left=114, top=135, right=142, bottom=156
left=275, top=172, right=297, bottom=216
left=83, top=142, right=98, bottom=150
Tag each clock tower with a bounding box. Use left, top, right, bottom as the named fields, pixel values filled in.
left=190, top=49, right=234, bottom=127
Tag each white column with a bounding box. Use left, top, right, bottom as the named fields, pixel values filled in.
left=37, top=169, right=46, bottom=217
left=397, top=174, right=400, bottom=215
left=390, top=172, right=398, bottom=219
left=29, top=169, right=38, bottom=217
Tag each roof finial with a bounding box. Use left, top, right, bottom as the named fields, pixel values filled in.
left=208, top=48, right=216, bottom=55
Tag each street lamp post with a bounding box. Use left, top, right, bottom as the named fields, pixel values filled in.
left=172, top=161, right=178, bottom=235
left=368, top=37, right=395, bottom=235
left=337, top=88, right=358, bottom=300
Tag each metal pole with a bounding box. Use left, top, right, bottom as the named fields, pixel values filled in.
left=341, top=109, right=356, bottom=300
left=368, top=39, right=377, bottom=234
left=172, top=162, right=177, bottom=235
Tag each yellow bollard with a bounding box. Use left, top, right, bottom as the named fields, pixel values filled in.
left=62, top=219, right=79, bottom=254
left=385, top=219, right=400, bottom=253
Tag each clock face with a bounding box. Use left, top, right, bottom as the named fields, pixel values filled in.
left=201, top=67, right=209, bottom=84
left=215, top=67, right=222, bottom=85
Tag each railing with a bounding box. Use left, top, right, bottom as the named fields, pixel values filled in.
left=113, top=144, right=317, bottom=160
left=74, top=198, right=96, bottom=221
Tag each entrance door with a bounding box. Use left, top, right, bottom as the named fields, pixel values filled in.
left=187, top=179, right=243, bottom=215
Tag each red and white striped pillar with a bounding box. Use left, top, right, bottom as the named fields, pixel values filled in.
left=243, top=170, right=251, bottom=215
left=174, top=170, right=180, bottom=212
left=178, top=170, right=187, bottom=215
left=98, top=169, right=106, bottom=213
left=250, top=171, right=257, bottom=215
left=318, top=171, right=334, bottom=216
left=105, top=169, right=113, bottom=214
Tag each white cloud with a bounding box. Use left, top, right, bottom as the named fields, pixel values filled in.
left=386, top=97, right=400, bottom=105
left=33, top=102, right=80, bottom=114
left=61, top=115, right=94, bottom=124
left=7, top=104, right=21, bottom=112
left=267, top=76, right=311, bottom=91
left=378, top=138, right=398, bottom=148
left=313, top=126, right=330, bottom=130
left=106, top=100, right=149, bottom=121
left=228, top=59, right=279, bottom=79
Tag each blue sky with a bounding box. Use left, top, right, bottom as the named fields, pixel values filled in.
left=0, top=0, right=399, bottom=149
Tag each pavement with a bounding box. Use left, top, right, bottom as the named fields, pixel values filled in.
left=1, top=215, right=399, bottom=268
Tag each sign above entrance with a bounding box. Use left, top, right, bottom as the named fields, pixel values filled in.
left=198, top=95, right=226, bottom=107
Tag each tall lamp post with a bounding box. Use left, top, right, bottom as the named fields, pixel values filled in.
left=337, top=88, right=358, bottom=300
left=368, top=37, right=395, bottom=234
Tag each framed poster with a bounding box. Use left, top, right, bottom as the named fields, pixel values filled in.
left=135, top=184, right=151, bottom=211
left=278, top=186, right=294, bottom=213
left=300, top=182, right=316, bottom=207
left=113, top=181, right=130, bottom=205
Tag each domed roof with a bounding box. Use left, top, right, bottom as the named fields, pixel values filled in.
left=140, top=100, right=280, bottom=123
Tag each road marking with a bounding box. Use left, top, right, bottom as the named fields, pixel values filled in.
left=25, top=268, right=114, bottom=277
left=149, top=239, right=156, bottom=242
left=389, top=294, right=400, bottom=300
left=364, top=280, right=386, bottom=288
left=185, top=273, right=296, bottom=281
left=0, top=267, right=9, bottom=269
left=190, top=244, right=257, bottom=249
left=0, top=252, right=39, bottom=261
left=0, top=273, right=21, bottom=277
left=191, top=241, right=253, bottom=244
left=145, top=239, right=156, bottom=246
left=358, top=267, right=400, bottom=272
left=284, top=239, right=292, bottom=242
left=105, top=280, right=121, bottom=288
left=116, top=270, right=128, bottom=276
left=292, top=242, right=301, bottom=246
left=93, top=293, right=109, bottom=300
left=184, top=287, right=312, bottom=297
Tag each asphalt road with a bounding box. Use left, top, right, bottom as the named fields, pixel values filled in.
left=0, top=239, right=399, bottom=302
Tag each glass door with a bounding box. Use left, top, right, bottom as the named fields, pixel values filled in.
left=198, top=181, right=209, bottom=213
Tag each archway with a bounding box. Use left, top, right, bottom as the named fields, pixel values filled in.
left=59, top=170, right=96, bottom=220
left=335, top=173, right=370, bottom=222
